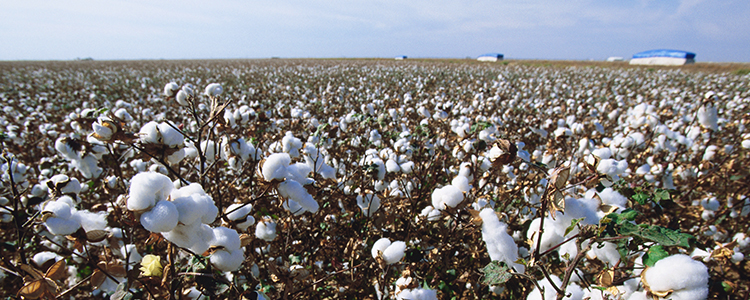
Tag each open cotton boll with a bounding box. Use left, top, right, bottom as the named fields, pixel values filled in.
left=357, top=193, right=381, bottom=217
left=210, top=226, right=241, bottom=251
left=598, top=188, right=628, bottom=208
left=431, top=185, right=464, bottom=210
left=286, top=163, right=313, bottom=185
left=204, top=83, right=223, bottom=97
left=262, top=153, right=291, bottom=181
left=164, top=82, right=180, bottom=97
left=128, top=172, right=174, bottom=211
left=697, top=102, right=718, bottom=131
left=643, top=254, right=708, bottom=300
left=140, top=200, right=179, bottom=233
left=255, top=218, right=277, bottom=241
left=172, top=192, right=218, bottom=225
left=210, top=247, right=244, bottom=272
left=371, top=238, right=406, bottom=264
left=162, top=222, right=214, bottom=254
left=33, top=251, right=62, bottom=269
left=479, top=208, right=524, bottom=272
left=278, top=179, right=319, bottom=214
left=74, top=210, right=108, bottom=233
left=420, top=206, right=441, bottom=221
left=527, top=276, right=584, bottom=300
left=451, top=175, right=471, bottom=193
left=396, top=288, right=438, bottom=300
left=588, top=242, right=621, bottom=267
left=702, top=145, right=718, bottom=161
left=43, top=201, right=81, bottom=235
left=281, top=132, right=303, bottom=157
left=527, top=217, right=564, bottom=253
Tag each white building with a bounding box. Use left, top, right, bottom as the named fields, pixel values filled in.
left=477, top=53, right=504, bottom=62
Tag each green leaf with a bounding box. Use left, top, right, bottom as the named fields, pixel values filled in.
left=617, top=222, right=694, bottom=248
left=642, top=245, right=669, bottom=267
left=565, top=218, right=585, bottom=236
left=654, top=189, right=671, bottom=202
left=619, top=209, right=639, bottom=222
left=632, top=192, right=650, bottom=205
left=480, top=261, right=513, bottom=286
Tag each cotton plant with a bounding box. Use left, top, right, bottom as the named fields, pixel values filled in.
left=220, top=136, right=260, bottom=171
left=356, top=191, right=381, bottom=217
left=224, top=203, right=255, bottom=232
left=394, top=275, right=438, bottom=300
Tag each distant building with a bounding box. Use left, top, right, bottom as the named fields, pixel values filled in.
left=606, top=57, right=625, bottom=62
left=395, top=55, right=407, bottom=60
left=477, top=53, right=504, bottom=62
left=629, top=49, right=696, bottom=66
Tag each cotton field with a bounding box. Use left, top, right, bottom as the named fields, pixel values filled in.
left=0, top=59, right=748, bottom=299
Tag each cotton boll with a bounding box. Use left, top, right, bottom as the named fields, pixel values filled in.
left=371, top=238, right=407, bottom=265
left=357, top=193, right=381, bottom=217
left=643, top=254, right=708, bottom=299
left=385, top=159, right=401, bottom=173
left=527, top=217, right=564, bottom=254
left=210, top=247, right=244, bottom=272
left=451, top=175, right=471, bottom=193
left=140, top=200, right=179, bottom=233
left=479, top=208, right=523, bottom=272
left=74, top=210, right=108, bottom=232
left=372, top=238, right=392, bottom=259
left=226, top=203, right=253, bottom=223
left=164, top=82, right=180, bottom=97
left=420, top=206, right=441, bottom=221
left=160, top=222, right=213, bottom=254
left=278, top=179, right=319, bottom=214
left=396, top=288, right=438, bottom=300
left=702, top=145, right=717, bottom=161
left=127, top=172, right=174, bottom=211
left=598, top=188, right=628, bottom=208
left=527, top=276, right=583, bottom=300
left=210, top=226, right=241, bottom=251
left=588, top=242, right=621, bottom=267
left=255, top=217, right=277, bottom=241
left=286, top=163, right=312, bottom=184
left=204, top=83, right=223, bottom=97
left=431, top=185, right=464, bottom=210
left=262, top=153, right=291, bottom=181
left=697, top=102, right=718, bottom=131
left=281, top=132, right=303, bottom=157
left=44, top=215, right=81, bottom=236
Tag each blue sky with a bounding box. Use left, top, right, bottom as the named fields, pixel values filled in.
left=1, top=0, right=748, bottom=62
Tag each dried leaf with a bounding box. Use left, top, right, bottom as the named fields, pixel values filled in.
left=597, top=268, right=615, bottom=287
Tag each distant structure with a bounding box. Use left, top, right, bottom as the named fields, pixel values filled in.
left=629, top=49, right=696, bottom=66
left=606, top=57, right=625, bottom=62
left=395, top=55, right=407, bottom=60
left=477, top=53, right=504, bottom=62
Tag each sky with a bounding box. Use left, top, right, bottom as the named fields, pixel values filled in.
left=1, top=0, right=749, bottom=62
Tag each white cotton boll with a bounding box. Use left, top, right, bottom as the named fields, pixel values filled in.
left=479, top=208, right=523, bottom=272
left=127, top=172, right=174, bottom=211
left=702, top=145, right=717, bottom=161
left=157, top=123, right=183, bottom=147
left=278, top=179, right=319, bottom=214
left=164, top=82, right=180, bottom=97
left=420, top=206, right=441, bottom=221
left=226, top=203, right=253, bottom=222
left=527, top=276, right=583, bottom=300
left=43, top=200, right=73, bottom=220
left=431, top=185, right=464, bottom=210
left=166, top=148, right=186, bottom=165
left=281, top=132, right=303, bottom=157
left=176, top=89, right=190, bottom=106
left=563, top=197, right=601, bottom=225
left=210, top=226, right=241, bottom=251
left=140, top=200, right=179, bottom=233
left=385, top=159, right=401, bottom=173
left=262, top=153, right=291, bottom=181
left=742, top=139, right=750, bottom=149
left=527, top=217, right=564, bottom=253
left=592, top=148, right=612, bottom=159
left=643, top=254, right=708, bottom=299
left=396, top=288, right=438, bottom=300
left=697, top=103, right=718, bottom=131
left=138, top=122, right=161, bottom=144
left=70, top=154, right=103, bottom=179
left=700, top=197, right=720, bottom=211
left=286, top=163, right=312, bottom=184
left=400, top=161, right=415, bottom=174
left=598, top=188, right=628, bottom=208
left=255, top=218, right=277, bottom=241
left=597, top=159, right=628, bottom=181
left=172, top=193, right=217, bottom=225
left=204, top=83, right=223, bottom=97
left=43, top=202, right=81, bottom=236
left=33, top=251, right=62, bottom=268
left=635, top=164, right=651, bottom=175
left=372, top=238, right=392, bottom=259
left=120, top=244, right=142, bottom=265
left=162, top=222, right=214, bottom=254
left=74, top=210, right=108, bottom=232
left=210, top=247, right=244, bottom=272
left=357, top=193, right=381, bottom=217
left=451, top=175, right=471, bottom=193
left=588, top=242, right=621, bottom=267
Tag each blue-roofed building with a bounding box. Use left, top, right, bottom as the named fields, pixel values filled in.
left=629, top=49, right=696, bottom=66
left=477, top=53, right=504, bottom=62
